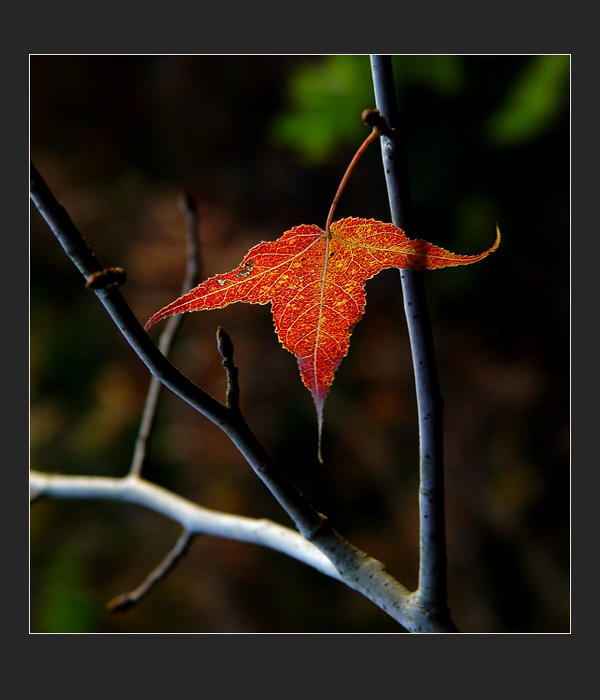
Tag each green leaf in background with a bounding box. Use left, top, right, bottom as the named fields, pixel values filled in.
left=399, top=53, right=465, bottom=96
left=270, top=55, right=466, bottom=165
left=35, top=544, right=101, bottom=633
left=270, top=56, right=373, bottom=165
left=485, top=55, right=570, bottom=146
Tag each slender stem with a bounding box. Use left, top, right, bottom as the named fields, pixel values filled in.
left=107, top=529, right=197, bottom=612
left=325, top=128, right=381, bottom=235
left=130, top=195, right=202, bottom=477
left=129, top=378, right=162, bottom=477
left=156, top=194, right=202, bottom=357
left=370, top=55, right=452, bottom=621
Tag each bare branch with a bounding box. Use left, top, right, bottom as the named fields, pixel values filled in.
left=129, top=193, right=202, bottom=478
left=29, top=469, right=459, bottom=631
left=155, top=193, right=202, bottom=358
left=107, top=529, right=197, bottom=612
left=30, top=471, right=342, bottom=582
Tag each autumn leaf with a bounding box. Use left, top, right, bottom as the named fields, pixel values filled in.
left=145, top=216, right=500, bottom=451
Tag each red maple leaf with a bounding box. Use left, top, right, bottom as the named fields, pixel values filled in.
left=145, top=216, right=500, bottom=450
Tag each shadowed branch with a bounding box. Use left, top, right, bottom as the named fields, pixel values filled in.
left=107, top=529, right=197, bottom=612
left=129, top=194, right=202, bottom=478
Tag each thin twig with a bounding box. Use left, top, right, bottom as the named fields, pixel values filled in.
left=129, top=194, right=202, bottom=477
left=216, top=326, right=240, bottom=413
left=114, top=196, right=203, bottom=607
left=106, top=529, right=197, bottom=611
left=156, top=194, right=202, bottom=356
left=370, top=55, right=454, bottom=626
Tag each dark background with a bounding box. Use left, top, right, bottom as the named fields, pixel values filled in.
left=30, top=55, right=569, bottom=633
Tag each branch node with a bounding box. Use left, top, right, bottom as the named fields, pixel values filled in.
left=300, top=511, right=330, bottom=542
left=361, top=108, right=394, bottom=137
left=86, top=266, right=126, bottom=291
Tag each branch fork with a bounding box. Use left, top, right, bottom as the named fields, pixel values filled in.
left=30, top=57, right=457, bottom=632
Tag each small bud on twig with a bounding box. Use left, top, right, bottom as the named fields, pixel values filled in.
left=216, top=325, right=235, bottom=362
left=216, top=326, right=240, bottom=413
left=361, top=108, right=394, bottom=136
left=86, top=266, right=126, bottom=290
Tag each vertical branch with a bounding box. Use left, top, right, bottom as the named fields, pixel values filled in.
left=129, top=195, right=202, bottom=478
left=370, top=55, right=451, bottom=618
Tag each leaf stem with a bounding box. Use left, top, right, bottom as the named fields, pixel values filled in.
left=325, top=126, right=381, bottom=236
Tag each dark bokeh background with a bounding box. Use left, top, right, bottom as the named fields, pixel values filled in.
left=30, top=55, right=570, bottom=633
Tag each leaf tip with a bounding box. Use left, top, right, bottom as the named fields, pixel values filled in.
left=494, top=223, right=501, bottom=250
left=315, top=394, right=326, bottom=465
left=144, top=313, right=160, bottom=333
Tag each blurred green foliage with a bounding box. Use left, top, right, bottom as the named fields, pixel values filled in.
left=35, top=543, right=101, bottom=633
left=485, top=54, right=570, bottom=145
left=270, top=55, right=373, bottom=164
